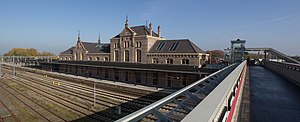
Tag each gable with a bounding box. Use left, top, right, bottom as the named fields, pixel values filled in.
left=119, top=27, right=135, bottom=37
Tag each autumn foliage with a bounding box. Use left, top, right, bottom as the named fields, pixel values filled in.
left=4, top=48, right=56, bottom=56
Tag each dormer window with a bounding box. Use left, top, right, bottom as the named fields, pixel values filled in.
left=169, top=42, right=179, bottom=51
left=156, top=42, right=165, bottom=50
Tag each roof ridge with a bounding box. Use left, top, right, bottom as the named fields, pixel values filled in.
left=186, top=39, right=197, bottom=53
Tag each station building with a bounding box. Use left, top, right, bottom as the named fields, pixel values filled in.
left=51, top=19, right=211, bottom=89
left=59, top=19, right=208, bottom=67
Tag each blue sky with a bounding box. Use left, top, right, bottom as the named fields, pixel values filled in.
left=1, top=0, right=300, bottom=55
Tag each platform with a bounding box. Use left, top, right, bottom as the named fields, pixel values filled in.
left=250, top=66, right=300, bottom=122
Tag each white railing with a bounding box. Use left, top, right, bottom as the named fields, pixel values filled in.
left=116, top=63, right=240, bottom=122
left=182, top=60, right=247, bottom=122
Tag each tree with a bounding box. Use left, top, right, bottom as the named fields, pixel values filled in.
left=4, top=48, right=56, bottom=56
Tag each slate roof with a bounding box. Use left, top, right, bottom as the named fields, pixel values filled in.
left=60, top=47, right=75, bottom=54
left=81, top=42, right=110, bottom=53
left=114, top=25, right=159, bottom=38
left=60, top=42, right=110, bottom=54
left=148, top=39, right=205, bottom=53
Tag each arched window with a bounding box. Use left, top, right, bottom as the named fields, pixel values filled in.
left=104, top=57, right=109, bottom=62
left=124, top=50, right=129, bottom=62
left=96, top=57, right=100, bottom=61
left=80, top=53, right=83, bottom=60
left=114, top=50, right=119, bottom=61
left=136, top=50, right=141, bottom=62
left=88, top=57, right=92, bottom=61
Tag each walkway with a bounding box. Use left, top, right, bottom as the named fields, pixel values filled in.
left=250, top=66, right=300, bottom=122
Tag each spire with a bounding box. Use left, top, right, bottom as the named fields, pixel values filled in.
left=98, top=33, right=101, bottom=44
left=77, top=30, right=81, bottom=43
left=125, top=14, right=129, bottom=27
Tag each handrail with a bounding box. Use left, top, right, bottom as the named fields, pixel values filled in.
left=182, top=60, right=247, bottom=122
left=116, top=63, right=238, bottom=122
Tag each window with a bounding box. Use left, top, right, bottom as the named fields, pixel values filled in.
left=156, top=42, right=165, bottom=50
left=182, top=74, right=187, bottom=86
left=153, top=72, right=158, bottom=85
left=96, top=57, right=100, bottom=61
left=169, top=42, right=179, bottom=51
left=74, top=54, right=77, bottom=60
left=105, top=69, right=108, bottom=78
left=124, top=50, right=129, bottom=62
left=69, top=57, right=72, bottom=60
left=114, top=50, right=119, bottom=61
left=124, top=41, right=129, bottom=48
left=97, top=68, right=102, bottom=78
left=136, top=50, right=141, bottom=62
left=182, top=59, right=189, bottom=64
left=152, top=58, right=159, bottom=64
left=64, top=57, right=67, bottom=60
left=88, top=57, right=92, bottom=60
left=136, top=42, right=141, bottom=48
left=125, top=71, right=129, bottom=81
left=135, top=71, right=141, bottom=83
left=80, top=53, right=83, bottom=60
left=114, top=69, right=119, bottom=81
left=114, top=43, right=119, bottom=48
left=166, top=58, right=173, bottom=64
left=104, top=57, right=109, bottom=62
left=166, top=74, right=172, bottom=87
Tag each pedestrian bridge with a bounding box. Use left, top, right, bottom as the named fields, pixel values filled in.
left=117, top=48, right=300, bottom=122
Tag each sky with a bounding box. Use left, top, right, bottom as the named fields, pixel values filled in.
left=1, top=0, right=300, bottom=55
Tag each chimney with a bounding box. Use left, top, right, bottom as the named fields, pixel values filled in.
left=98, top=33, right=101, bottom=45
left=158, top=26, right=161, bottom=38
left=149, top=23, right=152, bottom=36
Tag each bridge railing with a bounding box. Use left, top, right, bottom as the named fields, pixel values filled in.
left=182, top=60, right=247, bottom=122
left=116, top=62, right=242, bottom=122
left=265, top=61, right=300, bottom=86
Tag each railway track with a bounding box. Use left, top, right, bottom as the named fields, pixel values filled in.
left=0, top=78, right=66, bottom=122
left=1, top=66, right=150, bottom=121
left=1, top=65, right=188, bottom=121
left=2, top=66, right=157, bottom=108
left=2, top=71, right=114, bottom=121
left=0, top=94, right=20, bottom=122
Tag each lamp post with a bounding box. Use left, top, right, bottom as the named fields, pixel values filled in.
left=13, top=55, right=15, bottom=76
left=93, top=79, right=101, bottom=108
left=94, top=81, right=96, bottom=107
left=0, top=55, right=2, bottom=78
